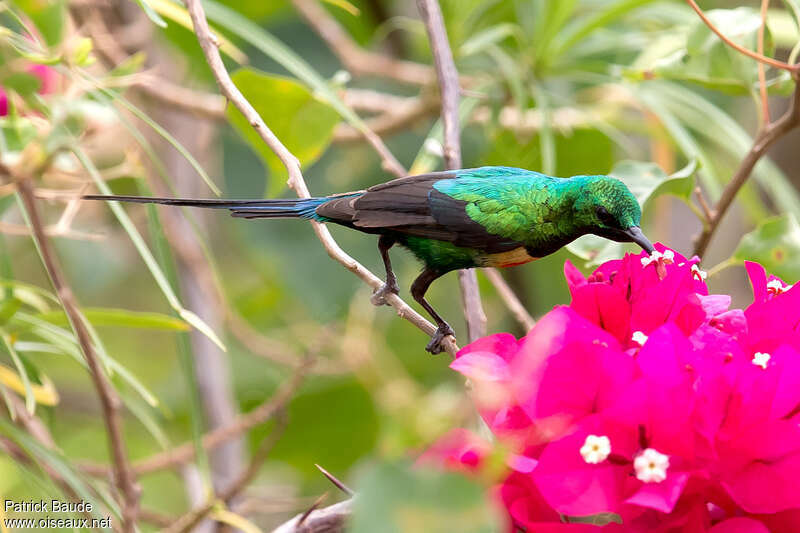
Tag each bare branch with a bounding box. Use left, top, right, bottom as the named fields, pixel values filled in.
left=14, top=175, right=140, bottom=531
left=184, top=0, right=458, bottom=356
left=272, top=499, right=351, bottom=533
left=315, top=464, right=354, bottom=496
left=694, top=82, right=800, bottom=257
left=686, top=0, right=798, bottom=72
left=417, top=0, right=487, bottom=343
left=291, top=0, right=437, bottom=86
left=334, top=93, right=441, bottom=144
left=482, top=268, right=535, bottom=331
left=162, top=410, right=291, bottom=533
left=694, top=186, right=714, bottom=225
left=81, top=360, right=310, bottom=476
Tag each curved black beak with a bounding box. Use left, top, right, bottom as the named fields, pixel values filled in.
left=625, top=226, right=654, bottom=253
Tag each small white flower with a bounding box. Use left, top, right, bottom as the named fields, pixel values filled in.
left=631, top=331, right=648, bottom=347
left=753, top=352, right=771, bottom=369
left=634, top=448, right=670, bottom=483
left=580, top=435, right=611, bottom=464
left=691, top=264, right=707, bottom=281
left=766, top=279, right=792, bottom=296
left=640, top=249, right=675, bottom=268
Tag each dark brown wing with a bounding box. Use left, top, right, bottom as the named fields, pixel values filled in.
left=317, top=172, right=522, bottom=253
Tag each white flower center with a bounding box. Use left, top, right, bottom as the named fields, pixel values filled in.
left=691, top=264, right=707, bottom=281
left=641, top=250, right=674, bottom=268
left=580, top=434, right=611, bottom=464
left=634, top=448, right=669, bottom=483
left=631, top=331, right=648, bottom=347
left=766, top=279, right=792, bottom=296
left=752, top=352, right=771, bottom=369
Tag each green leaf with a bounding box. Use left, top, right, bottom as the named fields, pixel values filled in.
left=35, top=308, right=190, bottom=331
left=13, top=0, right=65, bottom=47
left=227, top=69, right=339, bottom=195
left=1, top=72, right=41, bottom=96
left=0, top=298, right=22, bottom=326
left=350, top=461, right=500, bottom=533
left=73, top=148, right=225, bottom=352
left=459, top=23, right=520, bottom=57
left=0, top=419, right=119, bottom=521
left=646, top=7, right=780, bottom=95
left=0, top=117, right=37, bottom=153
left=554, top=0, right=658, bottom=56
left=321, top=0, right=360, bottom=16
left=90, top=86, right=221, bottom=196
left=609, top=158, right=697, bottom=207
left=1, top=333, right=35, bottom=414
left=783, top=0, right=800, bottom=31
left=733, top=213, right=800, bottom=281
left=133, top=0, right=168, bottom=28
left=201, top=0, right=383, bottom=159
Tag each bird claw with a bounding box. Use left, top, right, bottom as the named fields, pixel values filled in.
left=426, top=324, right=456, bottom=355
left=370, top=280, right=399, bottom=306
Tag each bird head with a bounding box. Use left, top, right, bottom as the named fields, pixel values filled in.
left=574, top=176, right=654, bottom=253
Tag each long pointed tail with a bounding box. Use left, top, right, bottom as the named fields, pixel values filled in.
left=82, top=194, right=331, bottom=220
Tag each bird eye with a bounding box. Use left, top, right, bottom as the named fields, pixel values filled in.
left=596, top=206, right=614, bottom=225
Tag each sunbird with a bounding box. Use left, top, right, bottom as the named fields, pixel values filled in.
left=85, top=166, right=654, bottom=353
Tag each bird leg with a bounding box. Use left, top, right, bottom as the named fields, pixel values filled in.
left=411, top=268, right=455, bottom=354
left=371, top=235, right=400, bottom=306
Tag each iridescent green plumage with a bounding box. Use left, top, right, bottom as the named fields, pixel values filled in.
left=84, top=165, right=653, bottom=354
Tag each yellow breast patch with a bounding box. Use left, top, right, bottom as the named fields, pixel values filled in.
left=480, top=247, right=538, bottom=268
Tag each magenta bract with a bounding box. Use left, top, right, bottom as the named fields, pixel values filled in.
left=426, top=246, right=800, bottom=532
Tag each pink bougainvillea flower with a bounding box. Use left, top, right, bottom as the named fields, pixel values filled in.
left=565, top=244, right=713, bottom=347
left=514, top=310, right=634, bottom=441
left=742, top=262, right=800, bottom=354
left=708, top=517, right=770, bottom=533
left=532, top=415, right=637, bottom=515
left=713, top=344, right=800, bottom=513
left=426, top=251, right=800, bottom=532
left=0, top=63, right=57, bottom=116
left=499, top=469, right=562, bottom=528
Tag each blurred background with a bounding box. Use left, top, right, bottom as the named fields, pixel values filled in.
left=1, top=0, right=799, bottom=530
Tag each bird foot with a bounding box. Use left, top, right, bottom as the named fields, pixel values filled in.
left=426, top=324, right=456, bottom=355
left=370, top=280, right=399, bottom=306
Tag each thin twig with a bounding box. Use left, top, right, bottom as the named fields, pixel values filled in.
left=80, top=8, right=228, bottom=120
left=315, top=464, right=354, bottom=496
left=225, top=311, right=345, bottom=374
left=482, top=268, right=535, bottom=331
left=417, top=0, right=487, bottom=343
left=184, top=0, right=458, bottom=356
left=333, top=93, right=441, bottom=144
left=694, top=186, right=714, bottom=225
left=291, top=0, right=437, bottom=86
left=15, top=176, right=140, bottom=532
left=686, top=0, right=798, bottom=72
left=271, top=499, right=352, bottom=533
left=757, top=0, right=770, bottom=124
left=297, top=493, right=329, bottom=526
left=693, top=82, right=800, bottom=256
left=80, top=360, right=310, bottom=476
left=162, top=410, right=291, bottom=533
left=0, top=437, right=98, bottom=527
